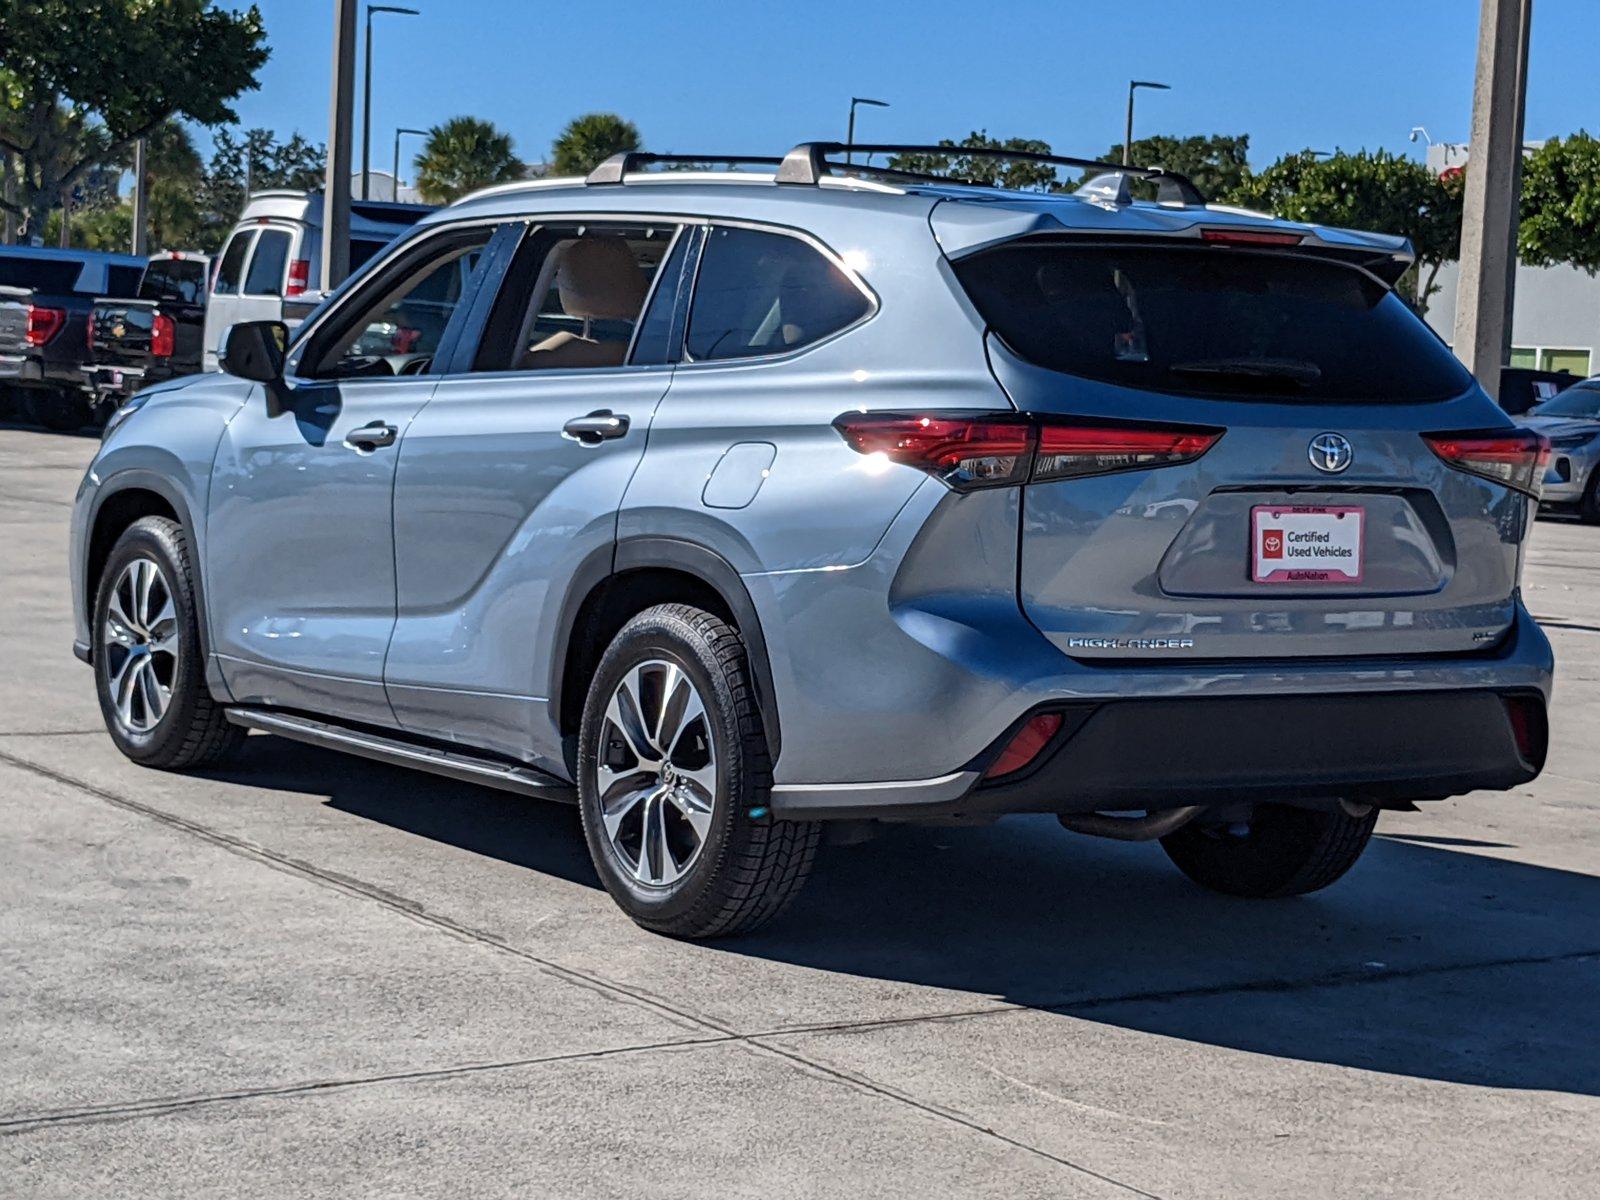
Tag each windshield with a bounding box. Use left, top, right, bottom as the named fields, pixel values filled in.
left=954, top=242, right=1472, bottom=403
left=1531, top=383, right=1600, bottom=419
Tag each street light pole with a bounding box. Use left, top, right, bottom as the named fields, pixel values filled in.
left=846, top=97, right=889, bottom=165
left=324, top=0, right=358, bottom=292
left=130, top=137, right=148, bottom=256
left=361, top=4, right=419, bottom=201
left=1123, top=80, right=1170, bottom=166
left=393, top=126, right=428, bottom=198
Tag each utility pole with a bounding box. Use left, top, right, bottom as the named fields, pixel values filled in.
left=1501, top=0, right=1533, bottom=364
left=1452, top=0, right=1533, bottom=389
left=130, top=137, right=149, bottom=257
left=2, top=153, right=15, bottom=245
left=323, top=0, right=358, bottom=292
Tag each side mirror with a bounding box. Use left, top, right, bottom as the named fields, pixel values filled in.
left=219, top=320, right=288, bottom=383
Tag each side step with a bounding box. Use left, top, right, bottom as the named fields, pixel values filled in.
left=225, top=708, right=577, bottom=804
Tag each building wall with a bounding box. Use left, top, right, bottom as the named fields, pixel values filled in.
left=1424, top=258, right=1599, bottom=377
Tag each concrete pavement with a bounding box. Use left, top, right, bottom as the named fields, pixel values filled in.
left=1, top=424, right=1596, bottom=1198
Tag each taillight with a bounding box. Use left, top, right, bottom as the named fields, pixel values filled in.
left=1502, top=694, right=1547, bottom=768
left=984, top=712, right=1064, bottom=779
left=832, top=412, right=1034, bottom=490
left=1200, top=228, right=1305, bottom=247
left=833, top=411, right=1223, bottom=492
left=25, top=304, right=66, bottom=347
left=286, top=258, right=311, bottom=296
left=1422, top=429, right=1549, bottom=498
left=150, top=313, right=176, bottom=359
left=1034, top=423, right=1221, bottom=482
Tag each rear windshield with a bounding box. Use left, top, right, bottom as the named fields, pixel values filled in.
left=0, top=255, right=83, bottom=292
left=954, top=242, right=1472, bottom=403
left=140, top=258, right=207, bottom=304
left=105, top=265, right=143, bottom=297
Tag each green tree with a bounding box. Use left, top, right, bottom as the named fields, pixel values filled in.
left=0, top=0, right=267, bottom=240
left=1517, top=132, right=1600, bottom=274
left=887, top=131, right=1059, bottom=191
left=1095, top=133, right=1252, bottom=200
left=195, top=126, right=324, bottom=247
left=413, top=116, right=522, bottom=204
left=1231, top=149, right=1464, bottom=312
left=550, top=112, right=641, bottom=178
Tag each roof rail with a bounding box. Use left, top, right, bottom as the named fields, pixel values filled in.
left=586, top=152, right=783, bottom=185
left=773, top=142, right=1208, bottom=206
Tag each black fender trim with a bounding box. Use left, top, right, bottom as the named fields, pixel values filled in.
left=548, top=537, right=782, bottom=764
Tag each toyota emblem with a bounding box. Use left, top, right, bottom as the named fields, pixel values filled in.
left=1308, top=432, right=1353, bottom=474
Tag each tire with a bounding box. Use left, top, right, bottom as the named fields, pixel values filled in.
left=576, top=603, right=820, bottom=938
left=1579, top=471, right=1600, bottom=524
left=1160, top=803, right=1378, bottom=898
left=92, top=516, right=244, bottom=770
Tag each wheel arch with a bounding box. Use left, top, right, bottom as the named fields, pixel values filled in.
left=84, top=471, right=211, bottom=663
left=552, top=538, right=782, bottom=766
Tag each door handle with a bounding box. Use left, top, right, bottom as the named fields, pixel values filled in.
left=344, top=421, right=398, bottom=451
left=562, top=409, right=630, bottom=446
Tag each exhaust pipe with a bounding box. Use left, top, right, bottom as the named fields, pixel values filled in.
left=1057, top=806, right=1207, bottom=842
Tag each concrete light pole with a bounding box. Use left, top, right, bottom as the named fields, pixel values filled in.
left=845, top=98, right=889, bottom=165
left=323, top=0, right=358, bottom=292
left=393, top=126, right=428, bottom=198
left=130, top=137, right=149, bottom=257
left=1452, top=0, right=1533, bottom=388
left=361, top=5, right=420, bottom=201
left=1123, top=80, right=1169, bottom=166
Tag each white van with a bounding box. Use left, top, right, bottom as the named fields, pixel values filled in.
left=201, top=190, right=433, bottom=370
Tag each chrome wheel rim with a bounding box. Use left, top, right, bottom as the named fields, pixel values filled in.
left=595, top=659, right=717, bottom=887
left=102, top=557, right=178, bottom=734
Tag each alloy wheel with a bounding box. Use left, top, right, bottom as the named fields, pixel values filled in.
left=595, top=659, right=718, bottom=887
left=101, top=557, right=179, bottom=733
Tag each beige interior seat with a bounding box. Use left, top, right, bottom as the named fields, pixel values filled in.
left=520, top=236, right=647, bottom=370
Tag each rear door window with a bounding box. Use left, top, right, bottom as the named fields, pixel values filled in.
left=0, top=255, right=83, bottom=291
left=954, top=242, right=1472, bottom=403
left=213, top=231, right=254, bottom=296
left=685, top=226, right=871, bottom=361
left=243, top=229, right=292, bottom=296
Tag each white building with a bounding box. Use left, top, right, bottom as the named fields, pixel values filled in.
left=1421, top=143, right=1597, bottom=378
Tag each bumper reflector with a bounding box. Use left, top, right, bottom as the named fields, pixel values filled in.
left=984, top=712, right=1064, bottom=779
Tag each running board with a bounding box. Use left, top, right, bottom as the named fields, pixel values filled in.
left=225, top=708, right=576, bottom=804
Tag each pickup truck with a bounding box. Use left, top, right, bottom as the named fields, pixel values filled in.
left=83, top=252, right=212, bottom=407
left=0, top=246, right=144, bottom=430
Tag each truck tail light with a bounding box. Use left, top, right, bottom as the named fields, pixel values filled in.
left=150, top=313, right=176, bottom=359
left=984, top=713, right=1064, bottom=779
left=1422, top=429, right=1549, bottom=498
left=286, top=258, right=311, bottom=296
left=25, top=304, right=66, bottom=347
left=833, top=412, right=1222, bottom=492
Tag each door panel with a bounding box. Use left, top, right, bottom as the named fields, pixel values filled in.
left=385, top=368, right=668, bottom=767
left=207, top=377, right=440, bottom=724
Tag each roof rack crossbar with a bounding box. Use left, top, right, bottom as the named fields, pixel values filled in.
left=586, top=152, right=784, bottom=185
left=774, top=142, right=1207, bottom=205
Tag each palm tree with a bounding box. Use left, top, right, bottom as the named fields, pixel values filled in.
left=550, top=113, right=641, bottom=177
left=413, top=117, right=523, bottom=205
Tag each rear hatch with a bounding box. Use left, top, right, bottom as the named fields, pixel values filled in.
left=952, top=235, right=1534, bottom=660
left=88, top=298, right=161, bottom=367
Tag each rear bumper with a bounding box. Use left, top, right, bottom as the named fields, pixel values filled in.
left=0, top=353, right=39, bottom=382
left=770, top=687, right=1545, bottom=820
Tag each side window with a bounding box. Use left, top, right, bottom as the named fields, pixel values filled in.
left=471, top=222, right=679, bottom=373
left=686, top=226, right=871, bottom=362
left=628, top=227, right=696, bottom=367
left=213, top=231, right=254, bottom=297
left=243, top=229, right=292, bottom=296
left=299, top=225, right=495, bottom=381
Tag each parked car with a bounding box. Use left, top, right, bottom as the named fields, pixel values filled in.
left=70, top=143, right=1553, bottom=938
left=0, top=245, right=144, bottom=429
left=1499, top=365, right=1578, bottom=416
left=1515, top=377, right=1600, bottom=520
left=83, top=251, right=212, bottom=409
left=201, top=190, right=434, bottom=371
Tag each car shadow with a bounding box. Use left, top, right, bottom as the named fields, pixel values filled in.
left=218, top=733, right=1600, bottom=1098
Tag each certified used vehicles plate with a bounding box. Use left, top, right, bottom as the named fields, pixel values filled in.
left=1252, top=505, right=1364, bottom=583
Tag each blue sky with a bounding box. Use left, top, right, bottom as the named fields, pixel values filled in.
left=219, top=0, right=1598, bottom=177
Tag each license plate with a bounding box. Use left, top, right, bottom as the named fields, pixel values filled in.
left=1251, top=505, right=1364, bottom=583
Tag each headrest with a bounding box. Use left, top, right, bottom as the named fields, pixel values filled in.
left=557, top=236, right=647, bottom=322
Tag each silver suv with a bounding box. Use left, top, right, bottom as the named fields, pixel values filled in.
left=70, top=143, right=1554, bottom=938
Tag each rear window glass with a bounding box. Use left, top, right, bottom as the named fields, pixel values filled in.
left=244, top=229, right=292, bottom=296
left=351, top=239, right=387, bottom=273
left=105, top=265, right=143, bottom=297
left=686, top=226, right=870, bottom=361
left=140, top=259, right=207, bottom=304
left=954, top=243, right=1472, bottom=403
left=0, top=255, right=82, bottom=292
left=213, top=232, right=252, bottom=296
